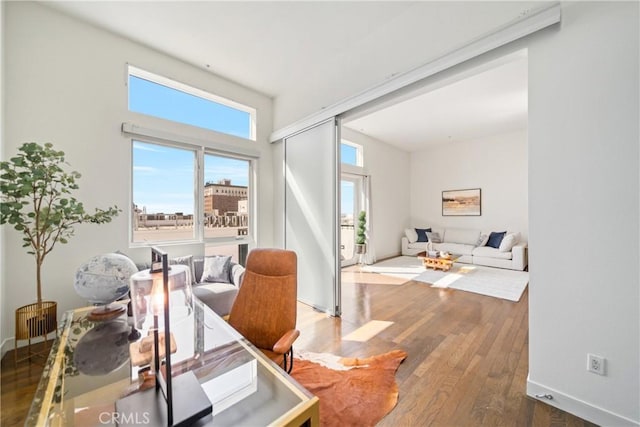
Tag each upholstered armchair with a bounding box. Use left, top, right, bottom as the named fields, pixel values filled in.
left=228, top=248, right=300, bottom=373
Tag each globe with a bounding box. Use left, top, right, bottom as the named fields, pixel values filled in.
left=74, top=253, right=138, bottom=320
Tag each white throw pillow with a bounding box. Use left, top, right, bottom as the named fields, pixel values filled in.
left=476, top=234, right=489, bottom=247
left=427, top=231, right=442, bottom=243
left=499, top=232, right=520, bottom=252
left=404, top=228, right=418, bottom=243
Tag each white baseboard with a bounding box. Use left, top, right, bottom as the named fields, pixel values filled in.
left=0, top=337, right=12, bottom=359
left=527, top=376, right=639, bottom=427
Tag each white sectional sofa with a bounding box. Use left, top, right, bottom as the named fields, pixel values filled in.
left=402, top=227, right=528, bottom=271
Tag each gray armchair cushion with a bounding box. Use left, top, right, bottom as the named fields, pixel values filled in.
left=192, top=257, right=245, bottom=317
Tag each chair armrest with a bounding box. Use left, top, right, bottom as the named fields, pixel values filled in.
left=272, top=329, right=300, bottom=355
left=230, top=263, right=245, bottom=287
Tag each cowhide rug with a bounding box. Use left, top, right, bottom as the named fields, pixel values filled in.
left=291, top=349, right=407, bottom=427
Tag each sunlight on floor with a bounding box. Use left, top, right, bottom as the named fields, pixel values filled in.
left=431, top=273, right=462, bottom=288
left=430, top=265, right=478, bottom=287
left=342, top=320, right=394, bottom=342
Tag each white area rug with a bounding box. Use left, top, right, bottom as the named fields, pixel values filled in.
left=360, top=256, right=425, bottom=280
left=361, top=256, right=529, bottom=302
left=413, top=263, right=529, bottom=302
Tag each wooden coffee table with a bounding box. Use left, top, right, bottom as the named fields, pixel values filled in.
left=417, top=252, right=460, bottom=272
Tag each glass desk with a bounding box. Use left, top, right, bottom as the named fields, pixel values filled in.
left=26, top=299, right=318, bottom=426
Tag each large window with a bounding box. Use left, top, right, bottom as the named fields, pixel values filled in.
left=128, top=66, right=256, bottom=140
left=131, top=140, right=254, bottom=246
left=132, top=141, right=196, bottom=243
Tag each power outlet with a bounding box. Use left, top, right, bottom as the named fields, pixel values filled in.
left=587, top=354, right=606, bottom=376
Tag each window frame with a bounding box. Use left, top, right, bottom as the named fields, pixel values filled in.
left=128, top=136, right=256, bottom=248
left=128, top=65, right=257, bottom=141
left=202, top=149, right=256, bottom=247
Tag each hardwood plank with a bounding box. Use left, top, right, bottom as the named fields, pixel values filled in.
left=299, top=270, right=599, bottom=427
left=1, top=342, right=52, bottom=426
left=2, top=266, right=599, bottom=427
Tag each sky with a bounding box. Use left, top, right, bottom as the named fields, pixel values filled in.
left=130, top=75, right=357, bottom=216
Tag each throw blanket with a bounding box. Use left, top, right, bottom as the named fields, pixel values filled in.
left=291, top=350, right=407, bottom=427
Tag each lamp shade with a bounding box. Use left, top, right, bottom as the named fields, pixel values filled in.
left=129, top=264, right=192, bottom=331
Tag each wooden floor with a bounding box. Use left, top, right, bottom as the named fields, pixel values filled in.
left=1, top=342, right=52, bottom=427
left=295, top=267, right=598, bottom=427
left=1, top=267, right=598, bottom=426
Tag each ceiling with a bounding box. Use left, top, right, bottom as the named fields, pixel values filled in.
left=343, top=52, right=528, bottom=151
left=43, top=1, right=533, bottom=151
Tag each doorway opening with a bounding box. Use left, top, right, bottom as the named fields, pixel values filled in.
left=340, top=174, right=365, bottom=267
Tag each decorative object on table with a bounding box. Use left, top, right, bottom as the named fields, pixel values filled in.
left=0, top=142, right=120, bottom=365
left=74, top=253, right=138, bottom=321
left=442, top=188, right=481, bottom=216
left=74, top=319, right=130, bottom=376
left=439, top=251, right=451, bottom=260
left=118, top=247, right=211, bottom=427
left=291, top=349, right=407, bottom=427
left=426, top=241, right=439, bottom=257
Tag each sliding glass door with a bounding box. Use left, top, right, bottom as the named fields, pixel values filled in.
left=340, top=174, right=364, bottom=267
left=284, top=119, right=341, bottom=316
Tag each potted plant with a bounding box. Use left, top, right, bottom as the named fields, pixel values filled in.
left=0, top=142, right=120, bottom=363
left=354, top=210, right=367, bottom=255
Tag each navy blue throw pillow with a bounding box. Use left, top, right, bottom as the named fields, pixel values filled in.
left=486, top=231, right=506, bottom=248
left=415, top=228, right=432, bottom=242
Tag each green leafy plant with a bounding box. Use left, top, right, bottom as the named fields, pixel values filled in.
left=356, top=210, right=367, bottom=245
left=0, top=142, right=120, bottom=305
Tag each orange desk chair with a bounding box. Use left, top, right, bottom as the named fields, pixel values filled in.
left=228, top=248, right=300, bottom=373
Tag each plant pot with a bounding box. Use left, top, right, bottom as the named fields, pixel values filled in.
left=15, top=301, right=57, bottom=339
left=355, top=243, right=367, bottom=255
left=14, top=301, right=57, bottom=365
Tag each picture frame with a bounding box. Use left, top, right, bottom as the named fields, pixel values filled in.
left=442, top=188, right=481, bottom=216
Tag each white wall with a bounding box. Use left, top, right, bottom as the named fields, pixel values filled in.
left=2, top=2, right=274, bottom=353
left=410, top=131, right=529, bottom=241
left=342, top=127, right=411, bottom=260
left=527, top=2, right=639, bottom=425
left=409, top=130, right=528, bottom=239
left=0, top=0, right=6, bottom=352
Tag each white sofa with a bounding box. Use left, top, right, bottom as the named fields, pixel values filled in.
left=401, top=227, right=528, bottom=271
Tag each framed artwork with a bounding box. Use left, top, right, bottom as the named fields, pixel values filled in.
left=442, top=188, right=481, bottom=216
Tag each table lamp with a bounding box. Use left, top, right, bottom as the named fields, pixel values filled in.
left=117, top=247, right=211, bottom=427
